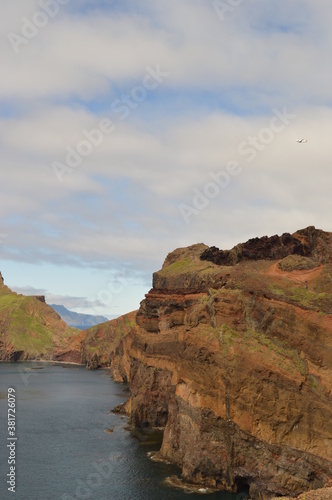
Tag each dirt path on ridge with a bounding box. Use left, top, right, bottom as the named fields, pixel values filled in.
left=263, top=261, right=323, bottom=286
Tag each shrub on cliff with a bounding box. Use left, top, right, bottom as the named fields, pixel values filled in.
left=278, top=255, right=319, bottom=271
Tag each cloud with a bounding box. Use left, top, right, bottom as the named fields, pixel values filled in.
left=9, top=284, right=111, bottom=318
left=2, top=1, right=332, bottom=107
left=1, top=106, right=330, bottom=271
left=1, top=0, right=332, bottom=315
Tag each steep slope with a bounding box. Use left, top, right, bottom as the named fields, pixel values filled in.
left=50, top=304, right=108, bottom=330
left=0, top=273, right=82, bottom=362
left=80, top=310, right=138, bottom=377
left=124, top=227, right=332, bottom=499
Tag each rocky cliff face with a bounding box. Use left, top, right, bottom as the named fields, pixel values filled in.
left=0, top=272, right=137, bottom=368
left=80, top=311, right=137, bottom=376
left=125, top=228, right=332, bottom=499
left=2, top=227, right=331, bottom=498
left=0, top=278, right=82, bottom=362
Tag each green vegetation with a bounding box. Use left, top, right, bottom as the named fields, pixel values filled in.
left=193, top=309, right=305, bottom=376
left=268, top=284, right=285, bottom=297
left=290, top=287, right=332, bottom=314
left=157, top=255, right=220, bottom=278
left=311, top=264, right=332, bottom=293
left=235, top=260, right=332, bottom=315
left=194, top=324, right=216, bottom=338
left=215, top=322, right=307, bottom=377
left=82, top=312, right=137, bottom=364
left=306, top=374, right=327, bottom=398
left=278, top=255, right=318, bottom=271
left=0, top=284, right=77, bottom=357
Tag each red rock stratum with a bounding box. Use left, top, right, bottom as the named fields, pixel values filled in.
left=124, top=227, right=332, bottom=499
left=2, top=227, right=332, bottom=499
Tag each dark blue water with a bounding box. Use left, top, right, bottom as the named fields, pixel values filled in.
left=0, top=362, right=248, bottom=500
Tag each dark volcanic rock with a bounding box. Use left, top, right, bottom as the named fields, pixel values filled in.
left=124, top=226, right=332, bottom=499
left=200, top=226, right=332, bottom=266
left=33, top=295, right=46, bottom=303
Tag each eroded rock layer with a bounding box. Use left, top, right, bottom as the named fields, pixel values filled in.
left=126, top=228, right=332, bottom=499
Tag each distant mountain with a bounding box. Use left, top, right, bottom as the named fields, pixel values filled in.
left=49, top=304, right=108, bottom=330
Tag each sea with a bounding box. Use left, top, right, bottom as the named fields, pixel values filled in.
left=0, top=362, right=249, bottom=500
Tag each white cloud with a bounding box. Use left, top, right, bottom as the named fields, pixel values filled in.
left=1, top=0, right=332, bottom=315
left=1, top=1, right=331, bottom=105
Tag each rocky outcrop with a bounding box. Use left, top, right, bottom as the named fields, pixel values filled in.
left=33, top=295, right=46, bottom=303
left=2, top=227, right=332, bottom=498
left=200, top=226, right=332, bottom=266
left=124, top=227, right=332, bottom=499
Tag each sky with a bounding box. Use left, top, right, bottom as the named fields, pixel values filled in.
left=1, top=0, right=332, bottom=318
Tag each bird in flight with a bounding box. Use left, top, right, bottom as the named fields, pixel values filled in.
left=296, top=139, right=308, bottom=143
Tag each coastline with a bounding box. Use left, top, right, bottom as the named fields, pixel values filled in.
left=0, top=359, right=84, bottom=367
left=0, top=359, right=110, bottom=369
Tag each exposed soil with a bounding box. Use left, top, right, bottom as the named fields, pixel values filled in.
left=264, top=261, right=323, bottom=285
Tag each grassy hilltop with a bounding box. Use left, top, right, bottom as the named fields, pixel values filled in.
left=0, top=274, right=81, bottom=361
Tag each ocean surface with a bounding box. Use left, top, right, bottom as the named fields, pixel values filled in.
left=0, top=362, right=249, bottom=500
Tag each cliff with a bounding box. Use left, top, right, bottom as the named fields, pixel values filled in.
left=80, top=311, right=137, bottom=377
left=0, top=270, right=137, bottom=368
left=0, top=277, right=82, bottom=362
left=2, top=227, right=331, bottom=498
left=123, top=227, right=332, bottom=499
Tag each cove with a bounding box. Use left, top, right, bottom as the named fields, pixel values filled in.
left=0, top=362, right=247, bottom=499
